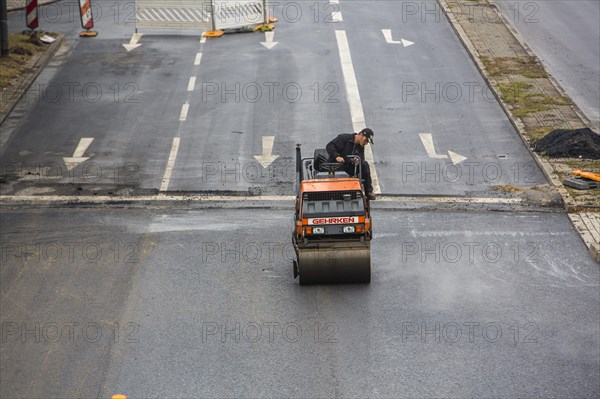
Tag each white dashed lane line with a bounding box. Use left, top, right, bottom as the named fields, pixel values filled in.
left=187, top=76, right=196, bottom=92
left=160, top=137, right=181, bottom=192
left=179, top=102, right=190, bottom=121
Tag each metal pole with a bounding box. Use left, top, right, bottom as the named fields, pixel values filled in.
left=0, top=0, right=9, bottom=58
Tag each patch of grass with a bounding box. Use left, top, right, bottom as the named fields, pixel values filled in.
left=499, top=81, right=572, bottom=117
left=494, top=184, right=523, bottom=193
left=481, top=56, right=547, bottom=79
left=0, top=32, right=55, bottom=87
left=529, top=126, right=555, bottom=141
left=563, top=159, right=600, bottom=172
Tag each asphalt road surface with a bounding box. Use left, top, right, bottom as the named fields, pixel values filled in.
left=1, top=1, right=598, bottom=398
left=495, top=0, right=600, bottom=129
left=1, top=207, right=599, bottom=398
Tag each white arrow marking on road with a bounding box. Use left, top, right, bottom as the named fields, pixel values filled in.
left=122, top=33, right=143, bottom=52
left=448, top=150, right=467, bottom=165
left=63, top=137, right=94, bottom=171
left=254, top=136, right=279, bottom=168
left=419, top=133, right=448, bottom=159
left=261, top=31, right=278, bottom=49
left=419, top=133, right=467, bottom=165
left=382, top=29, right=414, bottom=47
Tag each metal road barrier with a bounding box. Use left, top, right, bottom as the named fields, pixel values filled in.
left=135, top=0, right=212, bottom=31
left=135, top=0, right=268, bottom=33
left=211, top=0, right=266, bottom=30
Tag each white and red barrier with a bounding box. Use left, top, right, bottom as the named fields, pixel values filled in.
left=26, top=0, right=38, bottom=30
left=78, top=0, right=97, bottom=36
left=79, top=0, right=94, bottom=30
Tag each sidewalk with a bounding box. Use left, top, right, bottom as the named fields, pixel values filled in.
left=7, top=0, right=59, bottom=12
left=439, top=0, right=599, bottom=262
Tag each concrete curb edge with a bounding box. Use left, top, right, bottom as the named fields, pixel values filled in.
left=437, top=0, right=599, bottom=263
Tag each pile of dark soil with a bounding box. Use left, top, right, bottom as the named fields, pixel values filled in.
left=533, top=128, right=600, bottom=159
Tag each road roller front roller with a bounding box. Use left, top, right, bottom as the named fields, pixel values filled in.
left=292, top=144, right=372, bottom=285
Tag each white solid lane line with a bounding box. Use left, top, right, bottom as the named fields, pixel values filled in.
left=335, top=30, right=381, bottom=194
left=160, top=137, right=181, bottom=192
left=187, top=76, right=196, bottom=92
left=179, top=103, right=189, bottom=121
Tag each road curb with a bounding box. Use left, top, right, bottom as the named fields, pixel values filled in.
left=0, top=34, right=64, bottom=127
left=437, top=0, right=599, bottom=263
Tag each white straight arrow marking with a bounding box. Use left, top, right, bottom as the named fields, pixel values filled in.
left=123, top=33, right=143, bottom=52
left=254, top=136, right=279, bottom=168
left=261, top=31, right=278, bottom=49
left=63, top=137, right=94, bottom=171
left=335, top=30, right=381, bottom=194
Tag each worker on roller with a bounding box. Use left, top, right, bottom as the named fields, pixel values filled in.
left=326, top=128, right=376, bottom=200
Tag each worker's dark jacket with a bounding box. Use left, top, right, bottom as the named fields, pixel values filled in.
left=325, top=133, right=373, bottom=192
left=326, top=133, right=364, bottom=162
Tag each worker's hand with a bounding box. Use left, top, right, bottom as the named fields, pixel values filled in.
left=336, top=156, right=344, bottom=164
left=351, top=157, right=360, bottom=166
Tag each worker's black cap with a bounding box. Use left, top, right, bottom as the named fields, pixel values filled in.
left=360, top=128, right=374, bottom=144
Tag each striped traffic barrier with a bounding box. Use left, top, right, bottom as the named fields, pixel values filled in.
left=78, top=0, right=97, bottom=37
left=26, top=0, right=38, bottom=30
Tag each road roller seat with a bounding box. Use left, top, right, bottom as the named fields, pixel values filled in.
left=313, top=148, right=349, bottom=179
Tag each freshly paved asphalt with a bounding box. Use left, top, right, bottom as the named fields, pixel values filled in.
left=1, top=207, right=598, bottom=398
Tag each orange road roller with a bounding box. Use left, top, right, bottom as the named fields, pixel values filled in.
left=292, top=144, right=372, bottom=284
